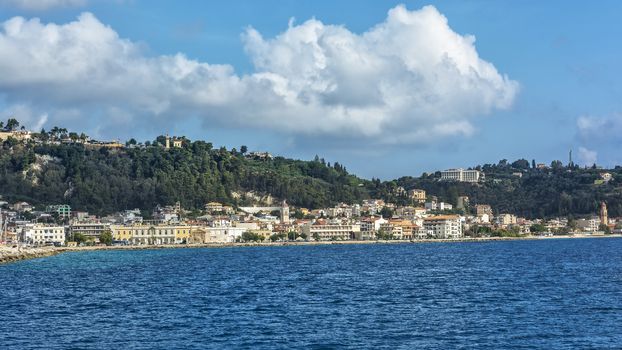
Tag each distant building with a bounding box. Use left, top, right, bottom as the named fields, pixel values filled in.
left=46, top=204, right=71, bottom=219
left=205, top=202, right=224, bottom=213
left=440, top=169, right=484, bottom=183
left=600, top=173, right=613, bottom=182
left=302, top=221, right=360, bottom=241
left=497, top=214, right=517, bottom=226
left=408, top=189, right=426, bottom=203
left=423, top=215, right=463, bottom=239
left=475, top=204, right=493, bottom=218
left=21, top=224, right=65, bottom=245
left=600, top=202, right=608, bottom=227
left=456, top=196, right=469, bottom=210
left=12, top=202, right=33, bottom=213
left=425, top=201, right=453, bottom=211
left=281, top=200, right=290, bottom=224
left=576, top=218, right=600, bottom=233
left=69, top=222, right=110, bottom=241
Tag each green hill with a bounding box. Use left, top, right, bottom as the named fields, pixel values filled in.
left=1, top=126, right=621, bottom=219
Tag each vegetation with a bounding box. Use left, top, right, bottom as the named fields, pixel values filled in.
left=1, top=121, right=621, bottom=220
left=0, top=131, right=369, bottom=215
left=240, top=231, right=264, bottom=242
left=99, top=230, right=113, bottom=246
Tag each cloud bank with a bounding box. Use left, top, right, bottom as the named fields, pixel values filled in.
left=0, top=5, right=518, bottom=143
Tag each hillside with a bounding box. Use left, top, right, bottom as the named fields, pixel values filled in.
left=1, top=125, right=621, bottom=218
left=0, top=134, right=370, bottom=215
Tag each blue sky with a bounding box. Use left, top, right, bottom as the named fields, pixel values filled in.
left=0, top=0, right=621, bottom=179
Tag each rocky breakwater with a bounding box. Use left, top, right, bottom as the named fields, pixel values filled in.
left=0, top=245, right=60, bottom=264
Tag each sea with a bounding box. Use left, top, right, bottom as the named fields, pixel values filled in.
left=1, top=238, right=622, bottom=349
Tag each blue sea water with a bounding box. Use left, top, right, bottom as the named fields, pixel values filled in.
left=1, top=238, right=622, bottom=349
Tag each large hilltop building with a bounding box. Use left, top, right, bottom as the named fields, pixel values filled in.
left=441, top=168, right=484, bottom=183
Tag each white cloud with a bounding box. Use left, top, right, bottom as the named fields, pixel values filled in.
left=577, top=147, right=597, bottom=166
left=1, top=0, right=86, bottom=11
left=577, top=114, right=622, bottom=140
left=0, top=5, right=518, bottom=144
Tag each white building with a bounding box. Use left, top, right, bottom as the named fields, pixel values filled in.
left=440, top=169, right=484, bottom=183
left=576, top=218, right=600, bottom=233
left=22, top=225, right=65, bottom=245
left=425, top=201, right=453, bottom=211
left=302, top=221, right=360, bottom=241
left=423, top=215, right=463, bottom=239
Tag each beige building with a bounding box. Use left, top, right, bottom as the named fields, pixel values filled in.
left=408, top=189, right=426, bottom=203
left=111, top=224, right=192, bottom=245
left=22, top=225, right=65, bottom=245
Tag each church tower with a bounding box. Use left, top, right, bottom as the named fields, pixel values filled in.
left=600, top=201, right=608, bottom=227
left=281, top=200, right=290, bottom=224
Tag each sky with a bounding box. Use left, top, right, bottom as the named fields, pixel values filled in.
left=0, top=0, right=621, bottom=179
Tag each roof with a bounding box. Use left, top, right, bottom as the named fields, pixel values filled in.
left=424, top=215, right=460, bottom=221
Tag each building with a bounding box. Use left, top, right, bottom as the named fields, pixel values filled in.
left=440, top=169, right=484, bottom=183
left=187, top=226, right=246, bottom=243
left=423, top=215, right=463, bottom=239
left=205, top=202, right=224, bottom=213
left=46, top=204, right=71, bottom=219
left=497, top=214, right=517, bottom=226
left=457, top=196, right=469, bottom=210
left=302, top=221, right=360, bottom=241
left=576, top=218, right=600, bottom=233
left=425, top=201, right=453, bottom=211
left=600, top=173, right=613, bottom=182
left=408, top=189, right=426, bottom=203
left=69, top=222, right=110, bottom=240
left=475, top=204, right=493, bottom=217
left=12, top=202, right=33, bottom=212
left=600, top=202, right=608, bottom=227
left=281, top=201, right=290, bottom=224
left=110, top=224, right=191, bottom=245
left=21, top=225, right=65, bottom=245
left=359, top=216, right=388, bottom=239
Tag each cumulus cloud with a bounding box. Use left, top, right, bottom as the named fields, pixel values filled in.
left=1, top=0, right=86, bottom=11
left=0, top=5, right=518, bottom=143
left=577, top=114, right=622, bottom=141
left=575, top=114, right=622, bottom=167
left=577, top=147, right=597, bottom=166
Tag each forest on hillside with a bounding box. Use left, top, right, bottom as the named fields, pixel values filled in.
left=0, top=125, right=620, bottom=218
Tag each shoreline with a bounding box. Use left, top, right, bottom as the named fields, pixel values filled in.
left=2, top=233, right=621, bottom=264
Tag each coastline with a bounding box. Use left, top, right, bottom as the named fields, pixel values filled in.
left=2, top=233, right=620, bottom=265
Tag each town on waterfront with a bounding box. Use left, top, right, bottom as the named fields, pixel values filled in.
left=1, top=121, right=618, bottom=249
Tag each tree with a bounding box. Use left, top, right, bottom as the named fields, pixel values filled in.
left=241, top=231, right=264, bottom=242
left=73, top=232, right=87, bottom=244
left=532, top=159, right=536, bottom=169
left=512, top=159, right=530, bottom=170
left=99, top=230, right=113, bottom=245
left=312, top=232, right=320, bottom=241
left=380, top=206, right=393, bottom=218
left=530, top=223, right=547, bottom=233
left=287, top=231, right=298, bottom=240
left=599, top=223, right=611, bottom=234
left=240, top=145, right=248, bottom=154
left=6, top=118, right=19, bottom=131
